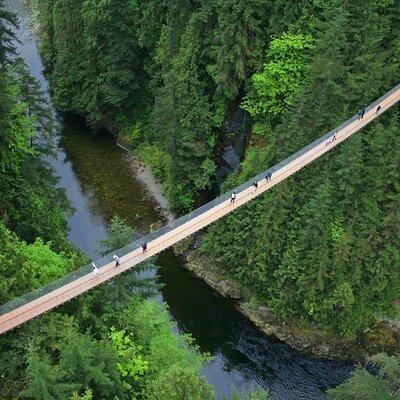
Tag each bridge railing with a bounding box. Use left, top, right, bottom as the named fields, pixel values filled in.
left=1, top=82, right=399, bottom=318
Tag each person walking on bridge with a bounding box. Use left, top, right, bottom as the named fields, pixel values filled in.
left=141, top=243, right=147, bottom=252
left=113, top=255, right=121, bottom=267
left=252, top=181, right=258, bottom=191
left=265, top=172, right=272, bottom=182
left=92, top=262, right=100, bottom=276
left=357, top=109, right=363, bottom=120
left=326, top=132, right=337, bottom=147
left=230, top=190, right=237, bottom=204
left=361, top=108, right=365, bottom=119
left=376, top=104, right=382, bottom=114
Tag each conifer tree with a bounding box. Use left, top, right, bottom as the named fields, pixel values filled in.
left=0, top=0, right=17, bottom=71
left=51, top=0, right=85, bottom=112
left=58, top=331, right=125, bottom=399
left=22, top=352, right=76, bottom=400
left=99, top=215, right=158, bottom=303
left=210, top=0, right=268, bottom=101
left=34, top=0, right=56, bottom=67
left=12, top=59, right=54, bottom=145
left=154, top=21, right=215, bottom=210
left=328, top=353, right=400, bottom=400
left=81, top=0, right=141, bottom=125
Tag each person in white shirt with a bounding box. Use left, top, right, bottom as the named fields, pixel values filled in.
left=113, top=255, right=121, bottom=267
left=92, top=262, right=100, bottom=276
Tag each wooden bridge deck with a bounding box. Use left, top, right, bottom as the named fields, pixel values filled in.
left=1, top=84, right=399, bottom=335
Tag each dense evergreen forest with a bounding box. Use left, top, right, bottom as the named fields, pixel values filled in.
left=32, top=0, right=400, bottom=339
left=0, top=2, right=267, bottom=398
left=1, top=0, right=400, bottom=397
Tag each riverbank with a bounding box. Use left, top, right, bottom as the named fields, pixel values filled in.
left=123, top=152, right=175, bottom=224
left=173, top=234, right=400, bottom=362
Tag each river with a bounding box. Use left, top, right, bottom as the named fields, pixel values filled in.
left=5, top=1, right=354, bottom=398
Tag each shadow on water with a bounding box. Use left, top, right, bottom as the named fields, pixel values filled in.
left=158, top=251, right=354, bottom=399
left=5, top=0, right=355, bottom=398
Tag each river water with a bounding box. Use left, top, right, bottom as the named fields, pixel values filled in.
left=5, top=1, right=355, bottom=398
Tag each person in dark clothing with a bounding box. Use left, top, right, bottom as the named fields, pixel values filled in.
left=361, top=108, right=365, bottom=119
left=230, top=190, right=237, bottom=204
left=326, top=132, right=337, bottom=146
left=376, top=104, right=382, bottom=114
left=141, top=243, right=148, bottom=252
left=252, top=181, right=258, bottom=191
left=265, top=172, right=272, bottom=182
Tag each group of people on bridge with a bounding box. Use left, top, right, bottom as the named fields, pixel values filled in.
left=92, top=102, right=384, bottom=278
left=92, top=242, right=148, bottom=275
left=229, top=103, right=384, bottom=205
left=230, top=171, right=273, bottom=204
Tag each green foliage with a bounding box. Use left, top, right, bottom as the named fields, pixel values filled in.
left=72, top=216, right=158, bottom=334
left=79, top=0, right=141, bottom=125
left=99, top=215, right=134, bottom=255
left=154, top=20, right=216, bottom=211
left=117, top=300, right=209, bottom=372
left=146, top=365, right=215, bottom=400
left=0, top=80, right=34, bottom=178
left=0, top=0, right=17, bottom=69
left=0, top=4, right=266, bottom=400
left=50, top=0, right=85, bottom=113
left=34, top=0, right=270, bottom=212
left=136, top=144, right=171, bottom=181
left=100, top=215, right=158, bottom=299
left=22, top=352, right=77, bottom=400
left=43, top=0, right=142, bottom=126
left=109, top=327, right=149, bottom=396
left=20, top=329, right=125, bottom=400
left=229, top=387, right=269, bottom=400
left=31, top=0, right=56, bottom=65
left=0, top=42, right=70, bottom=250
left=17, top=299, right=214, bottom=400
left=242, top=33, right=314, bottom=118
left=328, top=353, right=400, bottom=400
left=70, top=389, right=93, bottom=400
left=209, top=0, right=269, bottom=102
left=21, top=238, right=69, bottom=285
left=116, top=300, right=213, bottom=399
left=11, top=58, right=54, bottom=139
left=0, top=223, right=70, bottom=303
left=57, top=331, right=125, bottom=399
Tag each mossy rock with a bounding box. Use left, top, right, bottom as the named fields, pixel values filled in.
left=362, top=322, right=400, bottom=356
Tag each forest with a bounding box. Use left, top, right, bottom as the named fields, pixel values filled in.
left=1, top=0, right=400, bottom=398
left=0, top=1, right=265, bottom=399
left=32, top=0, right=400, bottom=338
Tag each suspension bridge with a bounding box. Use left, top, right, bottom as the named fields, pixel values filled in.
left=1, top=83, right=399, bottom=335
